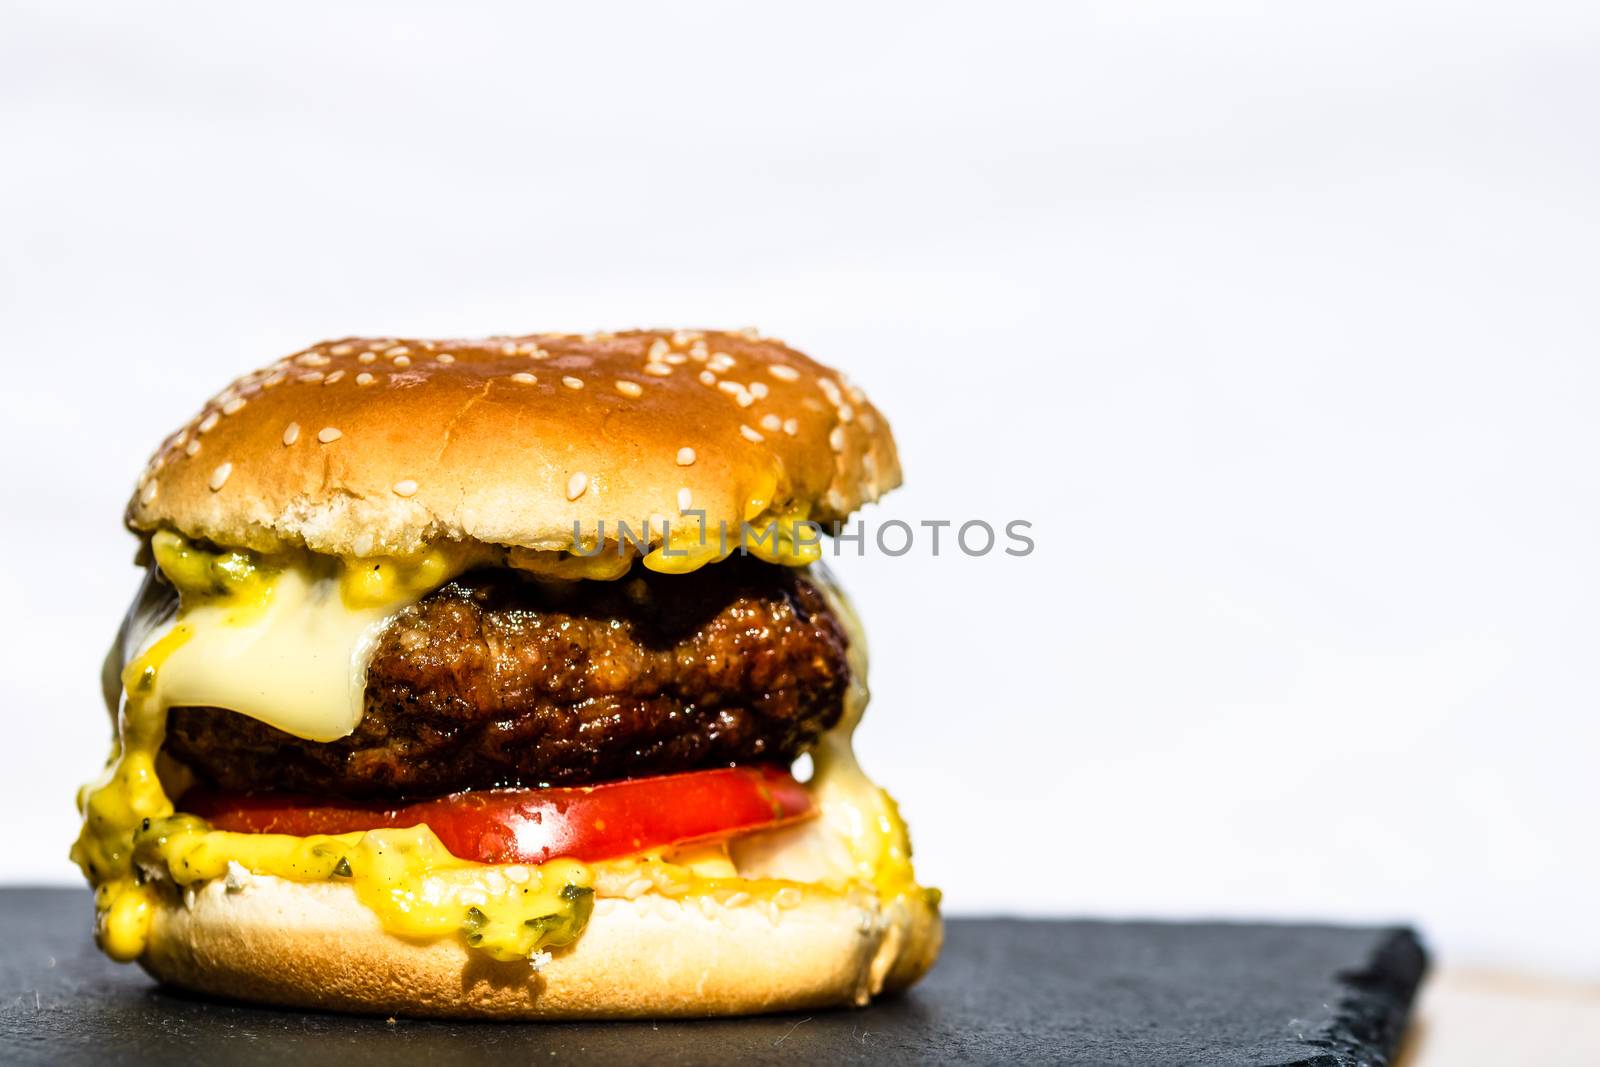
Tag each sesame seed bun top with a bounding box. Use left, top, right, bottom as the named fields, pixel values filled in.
left=126, top=330, right=901, bottom=560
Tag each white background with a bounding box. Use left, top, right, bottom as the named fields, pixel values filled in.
left=3, top=2, right=1597, bottom=978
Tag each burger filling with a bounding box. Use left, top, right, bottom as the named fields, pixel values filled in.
left=73, top=532, right=929, bottom=966
left=165, top=558, right=849, bottom=797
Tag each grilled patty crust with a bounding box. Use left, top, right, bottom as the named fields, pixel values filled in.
left=165, top=560, right=849, bottom=798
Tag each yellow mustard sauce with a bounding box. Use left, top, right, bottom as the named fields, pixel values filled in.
left=641, top=502, right=823, bottom=574
left=140, top=818, right=594, bottom=963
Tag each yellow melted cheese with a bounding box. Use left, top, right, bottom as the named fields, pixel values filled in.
left=73, top=535, right=933, bottom=966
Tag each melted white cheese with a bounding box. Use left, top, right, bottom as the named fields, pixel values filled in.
left=730, top=563, right=918, bottom=892
left=123, top=564, right=413, bottom=742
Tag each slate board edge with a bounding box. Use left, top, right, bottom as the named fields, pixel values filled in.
left=1308, top=926, right=1428, bottom=1065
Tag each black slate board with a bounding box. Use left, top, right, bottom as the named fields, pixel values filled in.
left=0, top=889, right=1424, bottom=1066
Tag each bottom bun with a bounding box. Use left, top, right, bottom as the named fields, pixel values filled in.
left=140, top=876, right=942, bottom=1019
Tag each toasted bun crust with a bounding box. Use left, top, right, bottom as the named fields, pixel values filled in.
left=126, top=330, right=900, bottom=557
left=140, top=877, right=942, bottom=1019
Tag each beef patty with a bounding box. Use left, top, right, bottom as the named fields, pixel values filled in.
left=164, top=559, right=849, bottom=798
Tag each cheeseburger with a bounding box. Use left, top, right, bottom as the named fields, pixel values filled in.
left=72, top=330, right=940, bottom=1018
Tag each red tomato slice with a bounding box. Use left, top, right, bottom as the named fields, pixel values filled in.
left=181, top=766, right=814, bottom=865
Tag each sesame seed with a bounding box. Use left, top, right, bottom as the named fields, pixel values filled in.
left=738, top=327, right=762, bottom=340
left=318, top=427, right=343, bottom=444
left=324, top=369, right=346, bottom=385
left=698, top=370, right=716, bottom=386
left=139, top=480, right=159, bottom=505
left=739, top=424, right=764, bottom=443
left=436, top=353, right=455, bottom=364
left=783, top=417, right=800, bottom=436
left=282, top=422, right=301, bottom=446
left=262, top=372, right=286, bottom=389
left=392, top=354, right=411, bottom=368
left=829, top=426, right=846, bottom=452
left=665, top=353, right=688, bottom=365
left=760, top=414, right=782, bottom=432
left=676, top=447, right=696, bottom=466
left=677, top=487, right=693, bottom=511
left=386, top=346, right=409, bottom=358
left=298, top=371, right=325, bottom=383
left=859, top=411, right=877, bottom=432
left=358, top=351, right=377, bottom=364
left=643, top=363, right=672, bottom=377
left=648, top=338, right=670, bottom=361
left=717, top=380, right=742, bottom=398
left=501, top=342, right=518, bottom=356
left=826, top=488, right=848, bottom=512
left=768, top=364, right=800, bottom=382
left=735, top=390, right=755, bottom=408
left=356, top=372, right=376, bottom=386
left=392, top=479, right=419, bottom=498
left=208, top=463, right=233, bottom=491
left=615, top=380, right=643, bottom=398
left=838, top=403, right=854, bottom=423
left=562, top=376, right=584, bottom=390
left=198, top=412, right=220, bottom=434
left=185, top=439, right=202, bottom=457
left=708, top=353, right=735, bottom=373
left=845, top=383, right=866, bottom=405
left=330, top=344, right=355, bottom=356
left=221, top=397, right=247, bottom=416
left=566, top=472, right=589, bottom=500
left=511, top=372, right=537, bottom=384
left=749, top=381, right=769, bottom=400
left=297, top=352, right=331, bottom=367
left=818, top=378, right=843, bottom=406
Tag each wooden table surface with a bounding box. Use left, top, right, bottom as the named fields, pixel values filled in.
left=1398, top=969, right=1600, bottom=1066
